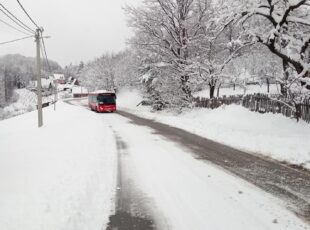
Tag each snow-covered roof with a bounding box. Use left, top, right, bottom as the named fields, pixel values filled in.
left=72, top=86, right=88, bottom=94
left=91, top=90, right=115, bottom=94
left=31, top=78, right=54, bottom=88
left=53, top=74, right=65, bottom=80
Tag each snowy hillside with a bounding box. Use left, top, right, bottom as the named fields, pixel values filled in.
left=0, top=88, right=73, bottom=121
left=0, top=89, right=54, bottom=120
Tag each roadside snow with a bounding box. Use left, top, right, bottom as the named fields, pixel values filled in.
left=117, top=89, right=310, bottom=169
left=0, top=102, right=117, bottom=230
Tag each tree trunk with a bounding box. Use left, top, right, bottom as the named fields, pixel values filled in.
left=181, top=75, right=191, bottom=102
left=281, top=60, right=289, bottom=96
left=217, top=83, right=222, bottom=98
left=266, top=78, right=270, bottom=93
left=295, top=103, right=301, bottom=122
left=209, top=84, right=215, bottom=99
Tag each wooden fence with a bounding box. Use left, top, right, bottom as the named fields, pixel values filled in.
left=73, top=93, right=89, bottom=98
left=194, top=94, right=310, bottom=123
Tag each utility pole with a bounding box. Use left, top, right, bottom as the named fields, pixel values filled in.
left=36, top=28, right=43, bottom=127
left=54, top=81, right=58, bottom=111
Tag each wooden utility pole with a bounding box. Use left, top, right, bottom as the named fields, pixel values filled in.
left=36, top=28, right=43, bottom=127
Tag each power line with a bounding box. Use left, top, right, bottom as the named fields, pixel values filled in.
left=40, top=34, right=52, bottom=73
left=0, top=7, right=34, bottom=34
left=40, top=37, right=52, bottom=74
left=0, top=4, right=35, bottom=34
left=16, top=0, right=40, bottom=29
left=0, top=17, right=32, bottom=36
left=40, top=42, right=48, bottom=72
left=0, top=35, right=34, bottom=46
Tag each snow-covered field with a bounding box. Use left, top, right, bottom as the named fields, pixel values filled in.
left=117, top=88, right=310, bottom=169
left=0, top=98, right=309, bottom=229
left=0, top=102, right=117, bottom=230
left=194, top=84, right=280, bottom=98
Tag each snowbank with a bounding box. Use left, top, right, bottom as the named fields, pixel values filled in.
left=0, top=102, right=117, bottom=230
left=118, top=89, right=310, bottom=169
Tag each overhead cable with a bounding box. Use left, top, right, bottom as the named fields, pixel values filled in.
left=0, top=35, right=34, bottom=46
left=40, top=36, right=52, bottom=73
left=0, top=17, right=32, bottom=35
left=16, top=0, right=40, bottom=29
left=0, top=4, right=35, bottom=34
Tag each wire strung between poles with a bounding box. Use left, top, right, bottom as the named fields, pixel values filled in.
left=0, top=35, right=34, bottom=46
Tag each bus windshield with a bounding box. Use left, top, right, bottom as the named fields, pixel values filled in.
left=97, top=94, right=116, bottom=105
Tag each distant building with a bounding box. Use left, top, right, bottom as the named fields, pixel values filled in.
left=30, top=76, right=55, bottom=90
left=53, top=74, right=66, bottom=84
left=66, top=77, right=80, bottom=85
left=66, top=76, right=74, bottom=84
left=72, top=86, right=88, bottom=98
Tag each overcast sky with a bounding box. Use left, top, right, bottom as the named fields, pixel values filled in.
left=0, top=0, right=141, bottom=67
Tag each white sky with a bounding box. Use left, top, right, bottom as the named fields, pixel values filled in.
left=0, top=0, right=141, bottom=67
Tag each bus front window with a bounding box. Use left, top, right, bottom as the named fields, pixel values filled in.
left=97, top=95, right=116, bottom=105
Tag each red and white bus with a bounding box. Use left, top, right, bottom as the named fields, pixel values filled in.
left=88, top=90, right=116, bottom=113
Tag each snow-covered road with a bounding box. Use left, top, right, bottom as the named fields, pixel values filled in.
left=101, top=108, right=309, bottom=230
left=0, top=100, right=309, bottom=229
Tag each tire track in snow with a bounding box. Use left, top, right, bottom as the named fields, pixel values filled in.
left=106, top=130, right=156, bottom=230
left=65, top=99, right=157, bottom=228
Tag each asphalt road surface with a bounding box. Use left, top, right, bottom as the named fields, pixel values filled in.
left=106, top=130, right=156, bottom=230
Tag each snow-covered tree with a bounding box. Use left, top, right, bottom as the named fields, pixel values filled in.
left=188, top=1, right=250, bottom=98
left=126, top=0, right=215, bottom=105
left=126, top=0, right=257, bottom=101
left=239, top=0, right=310, bottom=99
left=64, top=63, right=79, bottom=80
left=112, top=50, right=141, bottom=89
left=79, top=50, right=140, bottom=92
